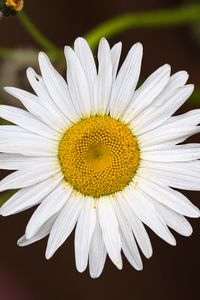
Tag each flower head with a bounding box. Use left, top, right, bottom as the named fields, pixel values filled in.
left=0, top=0, right=23, bottom=16
left=0, top=37, right=199, bottom=278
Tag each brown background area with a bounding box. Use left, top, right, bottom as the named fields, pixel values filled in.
left=0, top=0, right=200, bottom=300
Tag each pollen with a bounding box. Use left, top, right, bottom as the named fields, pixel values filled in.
left=58, top=115, right=140, bottom=198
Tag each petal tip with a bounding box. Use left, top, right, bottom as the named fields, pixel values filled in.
left=45, top=248, right=53, bottom=260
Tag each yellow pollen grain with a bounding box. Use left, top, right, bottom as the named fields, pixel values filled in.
left=58, top=115, right=140, bottom=198
left=5, top=0, right=24, bottom=11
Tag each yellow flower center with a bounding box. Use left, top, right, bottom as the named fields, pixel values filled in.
left=5, top=0, right=23, bottom=11
left=58, top=115, right=140, bottom=198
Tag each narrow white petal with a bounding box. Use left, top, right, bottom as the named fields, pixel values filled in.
left=74, top=37, right=97, bottom=102
left=164, top=70, right=188, bottom=89
left=0, top=105, right=57, bottom=140
left=0, top=154, right=57, bottom=170
left=139, top=162, right=200, bottom=191
left=26, top=67, right=69, bottom=127
left=0, top=162, right=59, bottom=192
left=117, top=194, right=152, bottom=258
left=17, top=214, right=57, bottom=246
left=26, top=182, right=72, bottom=239
left=152, top=201, right=193, bottom=237
left=89, top=217, right=107, bottom=279
left=94, top=38, right=112, bottom=115
left=26, top=67, right=54, bottom=107
left=132, top=85, right=194, bottom=135
left=4, top=87, right=67, bottom=132
left=139, top=126, right=200, bottom=149
left=0, top=173, right=62, bottom=216
left=38, top=52, right=79, bottom=122
left=165, top=109, right=200, bottom=127
left=46, top=193, right=83, bottom=259
left=0, top=125, right=26, bottom=135
left=139, top=136, right=196, bottom=151
left=141, top=159, right=200, bottom=176
left=0, top=132, right=58, bottom=156
left=152, top=70, right=189, bottom=106
left=98, top=197, right=122, bottom=269
left=122, top=64, right=170, bottom=123
left=109, top=43, right=143, bottom=119
left=113, top=200, right=143, bottom=270
left=75, top=197, right=96, bottom=272
left=141, top=144, right=200, bottom=162
left=110, top=42, right=122, bottom=79
left=125, top=187, right=176, bottom=245
left=137, top=178, right=200, bottom=218
left=65, top=46, right=91, bottom=117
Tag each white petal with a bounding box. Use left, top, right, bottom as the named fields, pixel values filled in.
left=89, top=218, right=107, bottom=279
left=110, top=42, right=122, bottom=79
left=122, top=64, right=170, bottom=123
left=142, top=111, right=200, bottom=149
left=38, top=52, right=79, bottom=122
left=152, top=70, right=189, bottom=106
left=125, top=187, right=176, bottom=245
left=4, top=87, right=67, bottom=132
left=46, top=193, right=83, bottom=259
left=113, top=200, right=143, bottom=270
left=0, top=125, right=27, bottom=135
left=165, top=109, right=200, bottom=127
left=117, top=194, right=152, bottom=258
left=141, top=144, right=200, bottom=162
left=98, top=197, right=122, bottom=269
left=0, top=173, right=62, bottom=216
left=74, top=37, right=97, bottom=102
left=141, top=159, right=200, bottom=176
left=139, top=126, right=200, bottom=149
left=152, top=201, right=192, bottom=237
left=109, top=43, right=143, bottom=119
left=75, top=197, right=96, bottom=272
left=94, top=38, right=112, bottom=115
left=26, top=182, right=72, bottom=239
left=0, top=105, right=57, bottom=140
left=26, top=67, right=69, bottom=127
left=0, top=132, right=58, bottom=156
left=65, top=46, right=91, bottom=117
left=0, top=162, right=59, bottom=192
left=137, top=178, right=200, bottom=218
left=17, top=214, right=57, bottom=246
left=139, top=161, right=200, bottom=191
left=0, top=154, right=57, bottom=170
left=164, top=70, right=188, bottom=88
left=132, top=85, right=194, bottom=135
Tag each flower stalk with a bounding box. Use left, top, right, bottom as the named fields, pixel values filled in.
left=17, top=11, right=63, bottom=60
left=84, top=4, right=200, bottom=50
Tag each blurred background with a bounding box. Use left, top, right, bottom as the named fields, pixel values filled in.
left=0, top=0, right=199, bottom=299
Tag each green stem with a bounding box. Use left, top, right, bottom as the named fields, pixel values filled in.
left=84, top=4, right=200, bottom=50
left=17, top=11, right=63, bottom=59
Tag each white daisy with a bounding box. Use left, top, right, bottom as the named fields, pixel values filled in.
left=0, top=37, right=199, bottom=278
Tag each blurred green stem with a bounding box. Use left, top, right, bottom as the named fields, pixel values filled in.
left=17, top=11, right=63, bottom=60
left=85, top=4, right=200, bottom=50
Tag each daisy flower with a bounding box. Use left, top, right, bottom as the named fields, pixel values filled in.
left=0, top=37, right=199, bottom=278
left=0, top=0, right=24, bottom=16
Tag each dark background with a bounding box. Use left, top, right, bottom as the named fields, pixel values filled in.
left=0, top=0, right=200, bottom=299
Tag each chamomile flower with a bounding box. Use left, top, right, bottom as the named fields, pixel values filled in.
left=0, top=0, right=24, bottom=16
left=0, top=37, right=199, bottom=278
